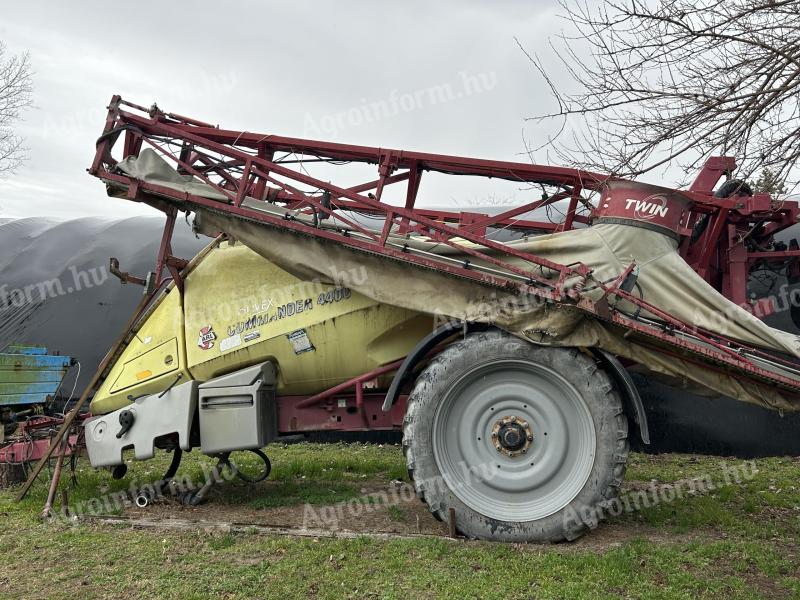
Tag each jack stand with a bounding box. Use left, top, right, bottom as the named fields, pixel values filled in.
left=182, top=454, right=236, bottom=506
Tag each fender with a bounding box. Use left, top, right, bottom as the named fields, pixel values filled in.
left=382, top=324, right=650, bottom=446
left=381, top=321, right=489, bottom=412
left=592, top=349, right=650, bottom=445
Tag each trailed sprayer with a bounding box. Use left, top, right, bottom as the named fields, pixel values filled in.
left=35, top=96, right=800, bottom=541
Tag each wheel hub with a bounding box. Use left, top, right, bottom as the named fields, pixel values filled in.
left=492, top=415, right=533, bottom=457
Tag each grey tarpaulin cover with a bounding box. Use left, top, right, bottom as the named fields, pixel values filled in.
left=116, top=149, right=800, bottom=411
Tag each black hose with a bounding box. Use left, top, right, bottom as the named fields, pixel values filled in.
left=162, top=447, right=183, bottom=481
left=94, top=124, right=144, bottom=148
left=233, top=449, right=271, bottom=483
left=691, top=179, right=754, bottom=243
left=146, top=447, right=184, bottom=501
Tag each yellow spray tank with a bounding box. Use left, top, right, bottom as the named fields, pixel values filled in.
left=90, top=238, right=433, bottom=415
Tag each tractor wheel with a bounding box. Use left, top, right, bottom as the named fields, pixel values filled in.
left=402, top=330, right=629, bottom=542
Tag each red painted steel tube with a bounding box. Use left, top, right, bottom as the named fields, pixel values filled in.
left=41, top=434, right=69, bottom=518
left=84, top=96, right=800, bottom=401
left=294, top=360, right=404, bottom=409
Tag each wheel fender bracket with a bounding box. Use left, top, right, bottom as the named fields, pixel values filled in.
left=592, top=349, right=650, bottom=445
left=382, top=321, right=488, bottom=412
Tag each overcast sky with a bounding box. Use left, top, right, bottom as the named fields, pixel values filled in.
left=0, top=1, right=595, bottom=220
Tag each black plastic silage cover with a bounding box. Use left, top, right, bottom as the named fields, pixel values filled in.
left=0, top=217, right=205, bottom=398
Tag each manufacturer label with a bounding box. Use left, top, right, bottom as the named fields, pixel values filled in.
left=624, top=195, right=669, bottom=220
left=197, top=325, right=217, bottom=350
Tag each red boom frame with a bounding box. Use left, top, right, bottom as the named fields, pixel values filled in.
left=84, top=96, right=800, bottom=418
left=9, top=94, right=800, bottom=463
left=91, top=98, right=800, bottom=310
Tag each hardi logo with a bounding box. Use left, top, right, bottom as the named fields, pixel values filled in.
left=197, top=325, right=217, bottom=350
left=624, top=195, right=669, bottom=220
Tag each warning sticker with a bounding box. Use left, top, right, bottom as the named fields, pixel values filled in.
left=287, top=329, right=315, bottom=355
left=220, top=334, right=242, bottom=352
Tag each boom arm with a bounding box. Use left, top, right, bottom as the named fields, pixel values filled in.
left=88, top=95, right=800, bottom=401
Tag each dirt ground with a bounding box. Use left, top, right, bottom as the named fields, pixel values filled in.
left=112, top=479, right=709, bottom=552
left=120, top=480, right=449, bottom=536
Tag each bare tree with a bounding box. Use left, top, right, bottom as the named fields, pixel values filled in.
left=524, top=0, right=800, bottom=191
left=0, top=41, right=32, bottom=176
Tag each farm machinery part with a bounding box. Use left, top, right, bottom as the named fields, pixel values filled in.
left=14, top=95, right=800, bottom=544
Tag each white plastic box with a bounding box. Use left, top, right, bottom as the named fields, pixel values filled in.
left=198, top=362, right=277, bottom=454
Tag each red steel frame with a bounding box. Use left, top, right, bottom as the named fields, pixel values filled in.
left=0, top=415, right=84, bottom=464
left=91, top=98, right=800, bottom=304
left=85, top=96, right=800, bottom=407
left=8, top=94, right=800, bottom=462
left=681, top=156, right=800, bottom=311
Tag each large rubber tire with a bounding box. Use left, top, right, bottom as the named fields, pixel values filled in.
left=402, top=330, right=629, bottom=542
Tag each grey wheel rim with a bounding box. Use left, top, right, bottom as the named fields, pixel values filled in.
left=432, top=358, right=596, bottom=522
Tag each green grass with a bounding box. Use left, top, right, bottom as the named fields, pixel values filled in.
left=387, top=504, right=405, bottom=522
left=617, top=454, right=800, bottom=539
left=1, top=445, right=799, bottom=599
left=243, top=480, right=362, bottom=509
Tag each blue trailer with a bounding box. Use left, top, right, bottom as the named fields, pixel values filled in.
left=0, top=345, right=74, bottom=435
